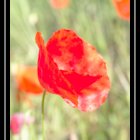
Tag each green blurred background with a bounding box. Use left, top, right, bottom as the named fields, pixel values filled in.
left=10, top=0, right=130, bottom=140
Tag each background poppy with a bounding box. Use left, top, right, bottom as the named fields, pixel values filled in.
left=10, top=113, right=34, bottom=135
left=15, top=66, right=44, bottom=94
left=112, top=0, right=130, bottom=21
left=10, top=113, right=25, bottom=135
left=50, top=0, right=70, bottom=9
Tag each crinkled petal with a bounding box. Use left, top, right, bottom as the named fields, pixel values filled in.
left=35, top=29, right=111, bottom=112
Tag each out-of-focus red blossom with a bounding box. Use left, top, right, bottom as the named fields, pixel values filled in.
left=10, top=113, right=24, bottom=135
left=112, top=0, right=130, bottom=21
left=15, top=66, right=44, bottom=94
left=35, top=29, right=111, bottom=112
left=10, top=113, right=34, bottom=135
left=50, top=0, right=70, bottom=9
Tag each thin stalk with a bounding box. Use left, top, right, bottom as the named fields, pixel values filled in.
left=42, top=90, right=46, bottom=140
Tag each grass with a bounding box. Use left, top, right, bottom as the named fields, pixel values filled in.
left=10, top=0, right=130, bottom=140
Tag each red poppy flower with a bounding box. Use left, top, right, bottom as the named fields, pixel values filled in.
left=15, top=66, right=44, bottom=94
left=50, top=0, right=70, bottom=9
left=112, top=0, right=130, bottom=21
left=35, top=29, right=111, bottom=112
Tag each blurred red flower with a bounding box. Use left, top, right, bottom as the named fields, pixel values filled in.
left=10, top=113, right=35, bottom=135
left=15, top=66, right=44, bottom=94
left=112, top=0, right=130, bottom=21
left=50, top=0, right=70, bottom=9
left=35, top=29, right=110, bottom=112
left=10, top=113, right=24, bottom=135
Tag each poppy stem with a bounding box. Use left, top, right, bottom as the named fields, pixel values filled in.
left=42, top=90, right=46, bottom=140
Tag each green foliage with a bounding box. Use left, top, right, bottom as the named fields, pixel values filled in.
left=10, top=0, right=130, bottom=139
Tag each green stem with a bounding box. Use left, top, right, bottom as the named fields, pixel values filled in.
left=42, top=90, right=46, bottom=140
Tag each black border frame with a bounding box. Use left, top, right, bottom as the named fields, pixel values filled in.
left=5, top=0, right=10, bottom=139
left=130, top=0, right=135, bottom=140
